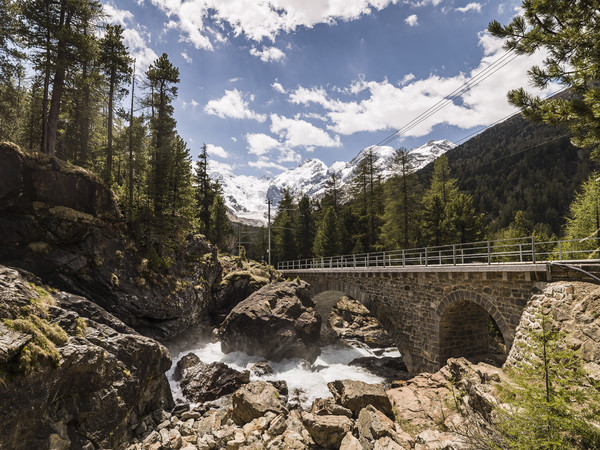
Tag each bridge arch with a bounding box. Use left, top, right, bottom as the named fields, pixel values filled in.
left=434, top=290, right=511, bottom=366
left=308, top=280, right=416, bottom=371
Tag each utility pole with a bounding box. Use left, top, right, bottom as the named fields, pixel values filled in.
left=267, top=198, right=272, bottom=266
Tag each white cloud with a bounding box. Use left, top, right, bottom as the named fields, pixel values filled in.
left=181, top=51, right=192, bottom=63
left=287, top=32, right=558, bottom=138
left=270, top=114, right=342, bottom=149
left=401, top=73, right=416, bottom=85
left=246, top=133, right=282, bottom=156
left=229, top=77, right=241, bottom=83
left=149, top=0, right=399, bottom=50
left=456, top=2, right=482, bottom=13
left=208, top=160, right=235, bottom=177
left=248, top=158, right=287, bottom=171
left=122, top=27, right=159, bottom=73
left=204, top=89, right=267, bottom=122
left=206, top=144, right=229, bottom=159
left=272, top=81, right=286, bottom=94
left=405, top=14, right=419, bottom=26
left=250, top=46, right=286, bottom=63
left=231, top=136, right=237, bottom=142
left=102, top=4, right=133, bottom=26
left=182, top=99, right=199, bottom=110
left=407, top=0, right=443, bottom=6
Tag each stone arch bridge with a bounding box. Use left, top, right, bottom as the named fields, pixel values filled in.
left=282, top=263, right=595, bottom=375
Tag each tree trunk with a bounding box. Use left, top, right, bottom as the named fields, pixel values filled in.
left=106, top=69, right=115, bottom=181
left=78, top=61, right=91, bottom=166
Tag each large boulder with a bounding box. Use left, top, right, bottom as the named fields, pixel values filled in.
left=328, top=296, right=395, bottom=348
left=0, top=265, right=173, bottom=450
left=328, top=380, right=392, bottom=418
left=0, top=142, right=223, bottom=340
left=174, top=352, right=250, bottom=403
left=231, top=381, right=288, bottom=425
left=301, top=411, right=354, bottom=448
left=219, top=280, right=322, bottom=362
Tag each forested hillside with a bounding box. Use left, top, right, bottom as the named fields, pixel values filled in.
left=418, top=115, right=596, bottom=236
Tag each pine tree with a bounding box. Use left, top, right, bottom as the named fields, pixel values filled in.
left=273, top=188, right=297, bottom=263
left=295, top=195, right=315, bottom=260
left=209, top=184, right=231, bottom=251
left=99, top=24, right=131, bottom=182
left=489, top=1, right=600, bottom=160
left=145, top=53, right=180, bottom=216
left=194, top=143, right=214, bottom=234
left=313, top=206, right=340, bottom=258
left=168, top=134, right=195, bottom=223
left=421, top=154, right=459, bottom=246
left=380, top=148, right=420, bottom=249
left=563, top=173, right=600, bottom=259
left=494, top=312, right=600, bottom=449
left=444, top=193, right=482, bottom=244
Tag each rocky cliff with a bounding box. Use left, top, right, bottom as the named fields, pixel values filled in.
left=0, top=265, right=174, bottom=449
left=0, top=142, right=273, bottom=340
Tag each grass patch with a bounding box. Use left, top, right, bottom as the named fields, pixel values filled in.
left=3, top=314, right=68, bottom=375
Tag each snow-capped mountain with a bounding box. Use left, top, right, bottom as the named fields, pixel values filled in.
left=209, top=139, right=455, bottom=225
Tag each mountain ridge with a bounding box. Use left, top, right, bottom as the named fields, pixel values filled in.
left=212, top=139, right=456, bottom=225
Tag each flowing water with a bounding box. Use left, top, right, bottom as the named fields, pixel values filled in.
left=166, top=336, right=401, bottom=410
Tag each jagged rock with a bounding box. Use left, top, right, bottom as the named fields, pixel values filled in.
left=328, top=379, right=392, bottom=417
left=310, top=397, right=353, bottom=418
left=374, top=436, right=406, bottom=449
left=0, top=142, right=223, bottom=340
left=349, top=356, right=410, bottom=381
left=231, top=381, right=288, bottom=425
left=0, top=323, right=31, bottom=363
left=414, top=429, right=469, bottom=449
left=301, top=411, right=353, bottom=448
left=357, top=405, right=410, bottom=450
left=340, top=432, right=363, bottom=450
left=329, top=296, right=395, bottom=348
left=174, top=353, right=250, bottom=403
left=219, top=280, right=322, bottom=363
left=0, top=266, right=173, bottom=450
left=250, top=361, right=273, bottom=376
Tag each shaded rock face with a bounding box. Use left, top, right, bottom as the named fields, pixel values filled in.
left=174, top=352, right=250, bottom=403
left=328, top=296, right=395, bottom=348
left=0, top=265, right=173, bottom=450
left=219, top=280, right=322, bottom=363
left=0, top=142, right=222, bottom=340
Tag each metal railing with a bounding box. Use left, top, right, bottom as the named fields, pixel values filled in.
left=277, top=236, right=600, bottom=271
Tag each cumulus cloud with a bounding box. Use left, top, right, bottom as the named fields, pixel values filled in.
left=204, top=89, right=267, bottom=122
left=248, top=158, right=287, bottom=171
left=182, top=99, right=199, bottom=110
left=272, top=81, right=286, bottom=94
left=404, top=14, right=419, bottom=26
left=270, top=114, right=342, bottom=149
left=246, top=133, right=282, bottom=156
left=149, top=0, right=399, bottom=50
left=206, top=144, right=229, bottom=159
left=121, top=27, right=159, bottom=73
left=250, top=46, right=286, bottom=63
left=286, top=32, right=558, bottom=138
left=103, top=4, right=133, bottom=26
left=208, top=160, right=235, bottom=177
left=456, top=2, right=482, bottom=13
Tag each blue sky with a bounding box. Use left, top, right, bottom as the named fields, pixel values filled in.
left=103, top=0, right=555, bottom=178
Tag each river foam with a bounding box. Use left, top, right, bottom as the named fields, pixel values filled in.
left=166, top=339, right=400, bottom=410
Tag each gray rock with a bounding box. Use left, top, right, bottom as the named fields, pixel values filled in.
left=301, top=411, right=354, bottom=448
left=220, top=280, right=322, bottom=363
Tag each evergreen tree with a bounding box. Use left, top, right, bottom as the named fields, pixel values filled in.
left=209, top=183, right=231, bottom=250
left=272, top=188, right=297, bottom=263
left=380, top=148, right=421, bottom=249
left=349, top=148, right=384, bottom=252
left=295, top=195, right=315, bottom=259
left=194, top=143, right=213, bottom=234
left=489, top=1, right=600, bottom=160
left=168, top=134, right=195, bottom=222
left=494, top=312, right=600, bottom=449
left=321, top=173, right=341, bottom=212
left=99, top=24, right=131, bottom=182
left=444, top=193, right=482, bottom=244
left=563, top=173, right=600, bottom=259
left=313, top=206, right=340, bottom=258
left=145, top=53, right=179, bottom=215
left=421, top=154, right=459, bottom=246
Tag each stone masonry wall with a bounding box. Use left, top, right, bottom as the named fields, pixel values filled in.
left=295, top=269, right=544, bottom=375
